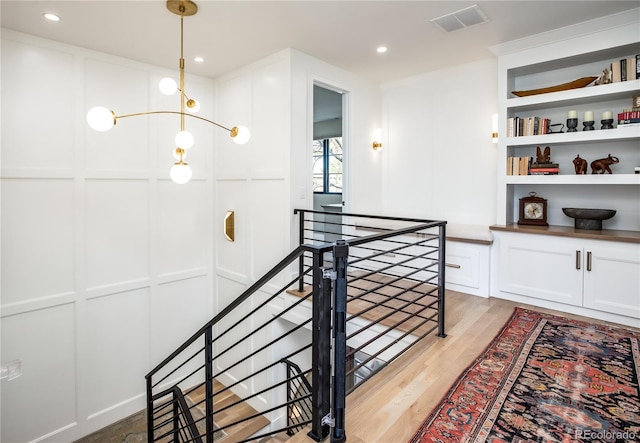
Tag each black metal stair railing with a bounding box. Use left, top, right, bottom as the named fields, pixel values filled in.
left=294, top=209, right=447, bottom=396
left=146, top=244, right=335, bottom=443
left=280, top=358, right=313, bottom=436
left=145, top=210, right=446, bottom=443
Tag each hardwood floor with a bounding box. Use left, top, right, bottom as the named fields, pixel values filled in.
left=82, top=290, right=636, bottom=443
left=284, top=290, right=638, bottom=443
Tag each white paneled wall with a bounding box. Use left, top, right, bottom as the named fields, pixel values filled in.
left=380, top=58, right=498, bottom=226
left=1, top=31, right=381, bottom=441
left=1, top=30, right=214, bottom=441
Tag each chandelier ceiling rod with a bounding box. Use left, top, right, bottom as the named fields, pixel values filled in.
left=86, top=0, right=250, bottom=184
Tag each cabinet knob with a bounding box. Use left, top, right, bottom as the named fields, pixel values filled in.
left=587, top=251, right=592, bottom=272
left=576, top=250, right=581, bottom=270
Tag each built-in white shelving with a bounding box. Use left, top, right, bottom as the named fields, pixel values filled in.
left=493, top=17, right=640, bottom=231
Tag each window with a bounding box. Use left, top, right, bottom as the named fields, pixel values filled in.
left=313, top=137, right=342, bottom=193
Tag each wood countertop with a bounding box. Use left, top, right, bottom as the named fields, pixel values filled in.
left=490, top=224, right=640, bottom=244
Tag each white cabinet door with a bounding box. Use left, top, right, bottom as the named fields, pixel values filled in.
left=498, top=234, right=583, bottom=306
left=445, top=241, right=491, bottom=297
left=583, top=242, right=640, bottom=318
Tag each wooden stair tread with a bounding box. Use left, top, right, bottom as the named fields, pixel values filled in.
left=189, top=379, right=270, bottom=442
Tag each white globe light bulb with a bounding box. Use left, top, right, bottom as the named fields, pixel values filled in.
left=170, top=163, right=192, bottom=184
left=231, top=126, right=251, bottom=145
left=159, top=77, right=178, bottom=95
left=86, top=106, right=116, bottom=132
left=175, top=131, right=194, bottom=149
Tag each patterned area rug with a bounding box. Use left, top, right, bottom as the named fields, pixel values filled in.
left=409, top=307, right=640, bottom=443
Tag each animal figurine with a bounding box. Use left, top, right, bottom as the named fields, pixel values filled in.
left=573, top=155, right=587, bottom=174
left=536, top=146, right=551, bottom=164
left=591, top=154, right=619, bottom=174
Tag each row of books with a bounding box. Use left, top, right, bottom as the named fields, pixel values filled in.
left=506, top=117, right=551, bottom=137
left=506, top=157, right=560, bottom=176
left=610, top=55, right=639, bottom=82
left=618, top=109, right=640, bottom=126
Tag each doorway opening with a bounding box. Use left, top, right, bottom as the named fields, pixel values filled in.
left=312, top=85, right=344, bottom=214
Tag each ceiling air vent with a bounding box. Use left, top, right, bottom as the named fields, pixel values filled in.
left=431, top=4, right=489, bottom=33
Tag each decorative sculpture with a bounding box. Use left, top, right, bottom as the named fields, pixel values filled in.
left=591, top=154, right=619, bottom=174
left=573, top=155, right=587, bottom=174
left=536, top=146, right=551, bottom=164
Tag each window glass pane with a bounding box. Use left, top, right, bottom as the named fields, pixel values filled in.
left=313, top=156, right=324, bottom=175
left=329, top=138, right=342, bottom=157
left=313, top=176, right=324, bottom=192
left=328, top=174, right=342, bottom=193
left=328, top=156, right=342, bottom=174
left=312, top=137, right=342, bottom=194
left=313, top=140, right=324, bottom=155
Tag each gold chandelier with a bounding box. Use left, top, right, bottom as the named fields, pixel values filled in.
left=86, top=0, right=250, bottom=184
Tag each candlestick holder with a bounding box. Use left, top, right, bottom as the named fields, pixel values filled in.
left=601, top=119, right=614, bottom=129
left=566, top=118, right=578, bottom=132
left=583, top=120, right=595, bottom=131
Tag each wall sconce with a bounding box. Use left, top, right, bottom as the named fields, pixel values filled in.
left=372, top=128, right=382, bottom=151
left=492, top=113, right=498, bottom=143
left=86, top=0, right=250, bottom=184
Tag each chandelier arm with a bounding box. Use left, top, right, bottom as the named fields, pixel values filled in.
left=115, top=111, right=234, bottom=133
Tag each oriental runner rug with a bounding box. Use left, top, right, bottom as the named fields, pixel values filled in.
left=409, top=307, right=640, bottom=443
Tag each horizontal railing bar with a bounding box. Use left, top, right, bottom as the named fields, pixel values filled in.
left=215, top=318, right=313, bottom=382
left=204, top=278, right=312, bottom=366
left=150, top=343, right=207, bottom=391
left=346, top=260, right=437, bottom=306
left=211, top=343, right=312, bottom=409
left=210, top=379, right=313, bottom=425
left=295, top=208, right=445, bottom=226
left=214, top=393, right=315, bottom=437
left=347, top=268, right=439, bottom=296
left=347, top=240, right=439, bottom=269
left=345, top=291, right=438, bottom=346
left=346, top=311, right=440, bottom=385
left=300, top=223, right=441, bottom=242
left=345, top=283, right=438, bottom=326
left=347, top=238, right=439, bottom=261
left=210, top=269, right=311, bottom=346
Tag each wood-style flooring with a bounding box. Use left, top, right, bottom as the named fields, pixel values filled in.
left=284, top=290, right=639, bottom=443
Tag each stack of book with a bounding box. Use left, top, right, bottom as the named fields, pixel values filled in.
left=529, top=162, right=559, bottom=175
left=618, top=109, right=640, bottom=127
left=610, top=55, right=640, bottom=82
left=506, top=117, right=551, bottom=137
left=506, top=156, right=532, bottom=175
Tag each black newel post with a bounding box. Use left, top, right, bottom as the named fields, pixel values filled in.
left=332, top=240, right=348, bottom=443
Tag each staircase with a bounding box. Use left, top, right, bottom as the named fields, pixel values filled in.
left=145, top=210, right=447, bottom=442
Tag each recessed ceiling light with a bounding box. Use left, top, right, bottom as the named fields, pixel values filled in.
left=376, top=46, right=388, bottom=54
left=194, top=56, right=204, bottom=63
left=43, top=13, right=61, bottom=22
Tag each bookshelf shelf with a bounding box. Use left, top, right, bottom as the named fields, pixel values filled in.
left=505, top=174, right=640, bottom=185
left=506, top=79, right=640, bottom=112
left=505, top=125, right=640, bottom=147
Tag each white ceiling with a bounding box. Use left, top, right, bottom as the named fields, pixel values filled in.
left=1, top=1, right=639, bottom=85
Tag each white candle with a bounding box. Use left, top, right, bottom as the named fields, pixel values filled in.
left=602, top=111, right=612, bottom=120
left=567, top=110, right=577, bottom=119
left=584, top=111, right=594, bottom=121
